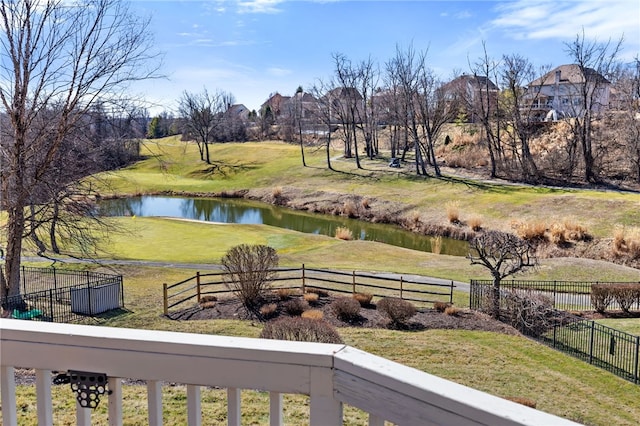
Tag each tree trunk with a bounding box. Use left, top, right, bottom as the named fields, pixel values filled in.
left=298, top=122, right=306, bottom=167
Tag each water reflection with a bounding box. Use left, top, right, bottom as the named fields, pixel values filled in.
left=99, top=196, right=468, bottom=256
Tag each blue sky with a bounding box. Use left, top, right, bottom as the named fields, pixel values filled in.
left=130, top=0, right=640, bottom=115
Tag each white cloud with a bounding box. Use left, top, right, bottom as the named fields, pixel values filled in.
left=492, top=0, right=639, bottom=46
left=237, top=0, right=284, bottom=14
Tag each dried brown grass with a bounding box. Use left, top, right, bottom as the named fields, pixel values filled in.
left=303, top=292, right=320, bottom=304
left=342, top=200, right=358, bottom=218
left=445, top=201, right=460, bottom=224
left=613, top=226, right=640, bottom=259
left=512, top=220, right=547, bottom=241
left=467, top=215, right=483, bottom=231
left=301, top=309, right=324, bottom=320
left=335, top=226, right=354, bottom=240
left=352, top=292, right=373, bottom=306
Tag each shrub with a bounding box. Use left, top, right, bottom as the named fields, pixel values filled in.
left=467, top=215, right=483, bottom=231
left=259, top=303, right=278, bottom=319
left=342, top=200, right=358, bottom=218
left=591, top=284, right=614, bottom=313
left=283, top=298, right=309, bottom=316
left=433, top=301, right=451, bottom=313
left=377, top=297, right=416, bottom=326
left=260, top=317, right=343, bottom=344
left=445, top=201, right=460, bottom=224
left=562, top=219, right=590, bottom=242
left=512, top=220, right=547, bottom=242
left=301, top=309, right=324, bottom=320
left=549, top=223, right=566, bottom=245
left=221, top=244, right=279, bottom=312
left=503, top=291, right=555, bottom=337
left=361, top=198, right=370, bottom=209
left=610, top=284, right=640, bottom=313
left=444, top=306, right=461, bottom=316
left=200, top=301, right=216, bottom=309
left=275, top=288, right=295, bottom=300
left=352, top=292, right=373, bottom=307
left=199, top=295, right=218, bottom=304
left=612, top=226, right=640, bottom=259
left=331, top=297, right=361, bottom=321
left=303, top=292, right=320, bottom=304
left=335, top=226, right=354, bottom=240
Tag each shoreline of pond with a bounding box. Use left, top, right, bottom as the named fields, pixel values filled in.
left=99, top=187, right=478, bottom=243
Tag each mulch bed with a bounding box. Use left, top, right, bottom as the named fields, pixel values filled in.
left=168, top=293, right=520, bottom=335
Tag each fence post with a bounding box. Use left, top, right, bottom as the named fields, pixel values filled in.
left=88, top=283, right=93, bottom=316
left=449, top=281, right=454, bottom=304
left=53, top=267, right=58, bottom=294
left=553, top=281, right=557, bottom=308
left=352, top=271, right=356, bottom=294
left=301, top=264, right=306, bottom=294
left=22, top=265, right=26, bottom=295
left=635, top=336, right=639, bottom=385
left=49, top=289, right=54, bottom=323
left=119, top=277, right=125, bottom=308
left=400, top=277, right=403, bottom=300
left=589, top=321, right=595, bottom=364
left=163, top=283, right=169, bottom=316
left=85, top=270, right=90, bottom=285
left=196, top=272, right=201, bottom=303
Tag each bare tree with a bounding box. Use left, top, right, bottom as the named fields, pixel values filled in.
left=309, top=79, right=336, bottom=171
left=468, top=231, right=536, bottom=319
left=415, top=65, right=457, bottom=177
left=0, top=0, right=160, bottom=304
left=470, top=42, right=503, bottom=178
left=386, top=44, right=429, bottom=176
left=564, top=31, right=623, bottom=182
left=615, top=58, right=640, bottom=182
left=499, top=55, right=549, bottom=181
left=179, top=88, right=234, bottom=164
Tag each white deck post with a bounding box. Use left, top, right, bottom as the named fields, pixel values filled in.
left=309, top=366, right=342, bottom=426
left=187, top=385, right=201, bottom=426
left=108, top=377, right=122, bottom=426
left=76, top=400, right=91, bottom=426
left=1, top=365, right=17, bottom=426
left=269, top=391, right=283, bottom=426
left=227, top=387, right=241, bottom=426
left=36, top=369, right=53, bottom=426
left=147, top=380, right=163, bottom=426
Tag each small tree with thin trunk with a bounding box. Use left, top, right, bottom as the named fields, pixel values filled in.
left=221, top=244, right=278, bottom=316
left=468, top=231, right=536, bottom=319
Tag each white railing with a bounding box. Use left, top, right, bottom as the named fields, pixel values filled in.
left=0, top=319, right=580, bottom=426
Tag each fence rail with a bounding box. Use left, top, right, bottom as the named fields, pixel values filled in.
left=164, top=265, right=454, bottom=316
left=470, top=280, right=640, bottom=384
left=2, top=268, right=125, bottom=324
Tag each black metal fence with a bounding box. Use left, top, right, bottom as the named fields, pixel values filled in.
left=2, top=268, right=124, bottom=323
left=164, top=265, right=455, bottom=316
left=470, top=279, right=640, bottom=311
left=470, top=280, right=640, bottom=384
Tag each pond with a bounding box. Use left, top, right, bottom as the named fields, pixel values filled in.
left=99, top=196, right=469, bottom=256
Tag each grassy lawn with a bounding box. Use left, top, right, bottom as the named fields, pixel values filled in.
left=97, top=138, right=640, bottom=239
left=8, top=138, right=640, bottom=425
left=597, top=318, right=640, bottom=336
